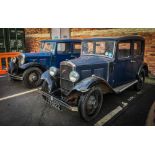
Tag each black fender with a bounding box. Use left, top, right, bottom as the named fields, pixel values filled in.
left=41, top=70, right=58, bottom=92
left=69, top=75, right=114, bottom=95
left=138, top=62, right=148, bottom=77
left=19, top=62, right=46, bottom=72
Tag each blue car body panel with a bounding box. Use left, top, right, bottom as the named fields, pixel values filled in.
left=8, top=39, right=81, bottom=79
left=60, top=36, right=146, bottom=93
left=23, top=52, right=53, bottom=69
left=23, top=39, right=81, bottom=69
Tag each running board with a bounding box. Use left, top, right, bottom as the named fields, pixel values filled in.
left=113, top=80, right=138, bottom=94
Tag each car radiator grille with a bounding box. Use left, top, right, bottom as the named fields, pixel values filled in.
left=60, top=64, right=74, bottom=92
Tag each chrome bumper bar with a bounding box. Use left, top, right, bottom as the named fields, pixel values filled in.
left=8, top=73, right=23, bottom=80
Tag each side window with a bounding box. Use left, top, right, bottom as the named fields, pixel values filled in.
left=134, top=41, right=142, bottom=56
left=87, top=42, right=94, bottom=54
left=118, top=42, right=131, bottom=59
left=57, top=43, right=70, bottom=54
left=73, top=43, right=81, bottom=53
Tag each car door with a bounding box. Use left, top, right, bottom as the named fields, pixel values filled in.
left=131, top=40, right=144, bottom=79
left=71, top=42, right=81, bottom=59
left=114, top=40, right=133, bottom=87
left=55, top=42, right=71, bottom=68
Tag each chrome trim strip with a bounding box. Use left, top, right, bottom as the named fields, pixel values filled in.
left=107, top=62, right=110, bottom=82
left=60, top=62, right=75, bottom=91
left=67, top=61, right=76, bottom=68
left=113, top=80, right=138, bottom=93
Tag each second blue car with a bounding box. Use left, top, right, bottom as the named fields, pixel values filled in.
left=8, top=39, right=81, bottom=88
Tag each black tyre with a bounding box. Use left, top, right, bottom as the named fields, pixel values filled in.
left=134, top=70, right=145, bottom=91
left=23, top=67, right=43, bottom=88
left=78, top=86, right=103, bottom=122
left=41, top=80, right=49, bottom=101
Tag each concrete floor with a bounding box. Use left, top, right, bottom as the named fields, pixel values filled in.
left=0, top=75, right=155, bottom=126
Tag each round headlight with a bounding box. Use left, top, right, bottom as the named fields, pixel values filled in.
left=69, top=71, right=80, bottom=82
left=20, top=54, right=25, bottom=64
left=49, top=67, right=58, bottom=76
left=11, top=57, right=17, bottom=63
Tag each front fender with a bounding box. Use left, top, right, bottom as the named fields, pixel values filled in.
left=19, top=62, right=46, bottom=71
left=70, top=75, right=114, bottom=94
left=41, top=70, right=58, bottom=92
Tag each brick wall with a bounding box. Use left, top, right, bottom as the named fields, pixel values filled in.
left=25, top=28, right=51, bottom=52
left=25, top=28, right=155, bottom=75
left=71, top=28, right=155, bottom=75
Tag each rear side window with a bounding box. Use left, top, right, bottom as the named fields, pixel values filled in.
left=134, top=41, right=142, bottom=56
left=87, top=42, right=94, bottom=54
left=118, top=42, right=131, bottom=59
left=73, top=43, right=81, bottom=53
left=57, top=43, right=71, bottom=54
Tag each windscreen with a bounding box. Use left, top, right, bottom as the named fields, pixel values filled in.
left=40, top=42, right=56, bottom=53
left=82, top=40, right=115, bottom=58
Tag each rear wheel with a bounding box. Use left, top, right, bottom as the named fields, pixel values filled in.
left=134, top=70, right=145, bottom=91
left=23, top=67, right=43, bottom=88
left=78, top=86, right=103, bottom=122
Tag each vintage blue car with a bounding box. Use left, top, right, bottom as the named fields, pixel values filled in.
left=8, top=39, right=81, bottom=88
left=40, top=36, right=148, bottom=121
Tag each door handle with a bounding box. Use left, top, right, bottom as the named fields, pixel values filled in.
left=130, top=60, right=136, bottom=63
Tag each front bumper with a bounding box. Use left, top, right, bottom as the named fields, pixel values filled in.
left=39, top=89, right=78, bottom=112
left=8, top=73, right=23, bottom=80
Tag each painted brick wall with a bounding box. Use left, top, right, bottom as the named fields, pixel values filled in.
left=71, top=28, right=155, bottom=75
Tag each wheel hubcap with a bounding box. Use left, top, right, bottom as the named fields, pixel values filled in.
left=29, top=72, right=38, bottom=82
left=86, top=95, right=98, bottom=115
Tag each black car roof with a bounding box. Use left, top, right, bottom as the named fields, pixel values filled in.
left=83, top=36, right=144, bottom=41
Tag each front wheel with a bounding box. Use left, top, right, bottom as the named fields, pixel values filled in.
left=23, top=67, right=43, bottom=88
left=78, top=86, right=103, bottom=122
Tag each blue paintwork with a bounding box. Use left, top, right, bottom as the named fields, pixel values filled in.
left=42, top=36, right=147, bottom=95
left=24, top=52, right=53, bottom=69
left=41, top=70, right=57, bottom=92
left=69, top=36, right=145, bottom=90
left=71, top=75, right=113, bottom=93
left=70, top=55, right=112, bottom=82
left=9, top=39, right=81, bottom=77
left=23, top=39, right=81, bottom=69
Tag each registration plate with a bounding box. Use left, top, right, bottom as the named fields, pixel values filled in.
left=46, top=96, right=62, bottom=111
